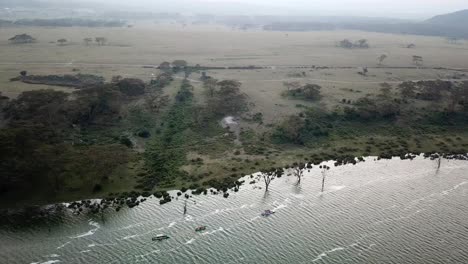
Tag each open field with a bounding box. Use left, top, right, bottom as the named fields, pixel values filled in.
left=2, top=24, right=468, bottom=104
left=1, top=24, right=468, bottom=67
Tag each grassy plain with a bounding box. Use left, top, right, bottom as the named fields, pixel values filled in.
left=1, top=24, right=467, bottom=205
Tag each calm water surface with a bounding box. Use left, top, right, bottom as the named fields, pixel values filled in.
left=1, top=157, right=468, bottom=264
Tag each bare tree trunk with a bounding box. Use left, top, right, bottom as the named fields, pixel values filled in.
left=294, top=167, right=303, bottom=184
left=264, top=176, right=271, bottom=192
left=321, top=171, right=326, bottom=192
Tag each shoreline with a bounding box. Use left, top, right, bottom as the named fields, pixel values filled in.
left=1, top=152, right=466, bottom=214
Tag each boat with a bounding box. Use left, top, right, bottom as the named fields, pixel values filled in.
left=261, top=210, right=275, bottom=217
left=152, top=234, right=170, bottom=241
left=195, top=226, right=207, bottom=232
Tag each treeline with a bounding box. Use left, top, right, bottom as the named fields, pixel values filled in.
left=0, top=18, right=126, bottom=27
left=263, top=22, right=468, bottom=39
left=11, top=73, right=104, bottom=88
left=0, top=76, right=155, bottom=202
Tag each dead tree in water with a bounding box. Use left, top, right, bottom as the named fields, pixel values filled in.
left=258, top=168, right=283, bottom=192
left=320, top=165, right=331, bottom=192
left=293, top=163, right=306, bottom=184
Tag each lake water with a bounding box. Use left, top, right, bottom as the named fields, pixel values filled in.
left=1, top=157, right=468, bottom=264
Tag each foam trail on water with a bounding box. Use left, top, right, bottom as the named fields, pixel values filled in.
left=69, top=221, right=100, bottom=239
left=44, top=254, right=60, bottom=258
left=39, top=261, right=60, bottom=264
left=185, top=238, right=195, bottom=244
left=312, top=247, right=345, bottom=262
left=122, top=234, right=139, bottom=240
left=56, top=242, right=71, bottom=250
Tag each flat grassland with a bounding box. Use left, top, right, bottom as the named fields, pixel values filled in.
left=1, top=24, right=468, bottom=205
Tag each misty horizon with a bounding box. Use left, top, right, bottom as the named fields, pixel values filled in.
left=2, top=0, right=468, bottom=19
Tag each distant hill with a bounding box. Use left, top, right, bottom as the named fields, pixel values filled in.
left=427, top=9, right=468, bottom=25
left=264, top=10, right=468, bottom=39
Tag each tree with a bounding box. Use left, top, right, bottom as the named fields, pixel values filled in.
left=95, top=37, right=107, bottom=46
left=116, top=78, right=146, bottom=96
left=257, top=168, right=283, bottom=192
left=339, top=39, right=353, bottom=49
left=172, top=60, right=188, bottom=68
left=150, top=72, right=173, bottom=88
left=111, top=75, right=122, bottom=83
left=301, top=84, right=322, bottom=100
left=70, top=85, right=122, bottom=126
left=447, top=37, right=459, bottom=44
left=399, top=81, right=416, bottom=98
left=412, top=55, right=423, bottom=66
left=417, top=80, right=450, bottom=101
left=57, top=38, right=67, bottom=46
left=159, top=62, right=171, bottom=72
left=447, top=85, right=463, bottom=112
left=292, top=164, right=306, bottom=184
left=379, top=82, right=392, bottom=98
left=5, top=89, right=69, bottom=130
left=83, top=38, right=93, bottom=45
left=203, top=78, right=218, bottom=98
left=206, top=80, right=248, bottom=116
left=275, top=115, right=305, bottom=144
left=378, top=54, right=387, bottom=65
left=356, top=39, right=369, bottom=48
left=9, top=34, right=36, bottom=44
left=283, top=81, right=301, bottom=91
left=144, top=91, right=169, bottom=113
left=320, top=165, right=330, bottom=192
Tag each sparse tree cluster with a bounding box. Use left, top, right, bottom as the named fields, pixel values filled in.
left=398, top=80, right=468, bottom=113
left=150, top=72, right=174, bottom=88
left=9, top=34, right=36, bottom=44
left=283, top=83, right=322, bottom=101
left=158, top=60, right=189, bottom=73
left=338, top=39, right=370, bottom=49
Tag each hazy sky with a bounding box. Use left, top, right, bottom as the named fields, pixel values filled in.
left=95, top=0, right=468, bottom=19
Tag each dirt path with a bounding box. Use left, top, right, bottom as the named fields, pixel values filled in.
left=1, top=61, right=468, bottom=72
left=175, top=75, right=468, bottom=85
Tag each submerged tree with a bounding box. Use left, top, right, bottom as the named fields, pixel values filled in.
left=257, top=168, right=284, bottom=192
left=292, top=163, right=306, bottom=184
left=320, top=165, right=330, bottom=192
